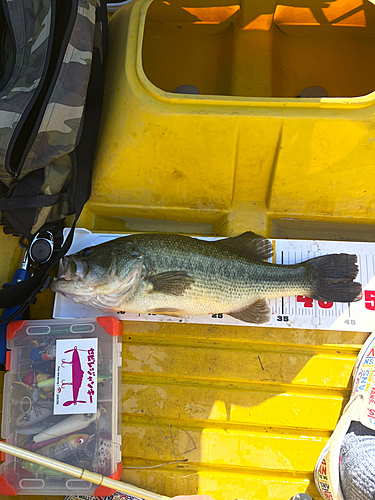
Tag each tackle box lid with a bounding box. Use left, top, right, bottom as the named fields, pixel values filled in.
left=0, top=317, right=122, bottom=496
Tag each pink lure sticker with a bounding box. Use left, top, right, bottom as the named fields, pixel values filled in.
left=54, top=338, right=98, bottom=415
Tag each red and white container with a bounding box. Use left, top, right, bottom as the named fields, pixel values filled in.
left=0, top=317, right=122, bottom=496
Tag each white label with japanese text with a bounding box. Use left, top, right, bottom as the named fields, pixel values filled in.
left=54, top=338, right=98, bottom=415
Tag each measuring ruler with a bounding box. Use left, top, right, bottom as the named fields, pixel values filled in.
left=53, top=230, right=375, bottom=332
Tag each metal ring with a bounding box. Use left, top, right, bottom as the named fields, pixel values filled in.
left=19, top=396, right=32, bottom=414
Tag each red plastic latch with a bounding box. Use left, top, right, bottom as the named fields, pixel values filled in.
left=6, top=320, right=25, bottom=340
left=94, top=463, right=122, bottom=496
left=1, top=439, right=7, bottom=462
left=97, top=316, right=122, bottom=336
left=5, top=350, right=11, bottom=371
left=0, top=473, right=16, bottom=495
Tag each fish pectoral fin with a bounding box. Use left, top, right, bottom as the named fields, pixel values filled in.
left=148, top=308, right=188, bottom=318
left=228, top=298, right=271, bottom=324
left=147, top=271, right=194, bottom=296
left=213, top=231, right=273, bottom=262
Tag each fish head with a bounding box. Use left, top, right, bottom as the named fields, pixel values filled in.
left=50, top=238, right=144, bottom=310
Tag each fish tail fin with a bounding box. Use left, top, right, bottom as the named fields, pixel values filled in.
left=305, top=253, right=362, bottom=303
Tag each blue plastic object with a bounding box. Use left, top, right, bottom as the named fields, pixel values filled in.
left=0, top=268, right=30, bottom=365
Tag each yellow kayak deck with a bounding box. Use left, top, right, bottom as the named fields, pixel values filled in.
left=119, top=322, right=368, bottom=499
left=0, top=235, right=371, bottom=499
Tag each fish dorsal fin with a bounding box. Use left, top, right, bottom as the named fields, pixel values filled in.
left=228, top=298, right=271, bottom=324
left=147, top=271, right=194, bottom=296
left=213, top=232, right=273, bottom=261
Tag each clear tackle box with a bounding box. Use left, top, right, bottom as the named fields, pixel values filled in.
left=0, top=317, right=122, bottom=496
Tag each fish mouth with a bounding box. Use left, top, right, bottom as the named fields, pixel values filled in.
left=59, top=256, right=89, bottom=281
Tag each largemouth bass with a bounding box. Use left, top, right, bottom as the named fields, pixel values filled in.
left=50, top=232, right=362, bottom=324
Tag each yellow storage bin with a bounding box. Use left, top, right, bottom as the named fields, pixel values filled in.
left=87, top=0, right=375, bottom=238
left=119, top=322, right=369, bottom=500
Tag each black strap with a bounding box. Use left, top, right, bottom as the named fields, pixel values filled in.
left=0, top=192, right=67, bottom=211
left=0, top=4, right=7, bottom=79
left=0, top=29, right=105, bottom=319
left=0, top=155, right=81, bottom=312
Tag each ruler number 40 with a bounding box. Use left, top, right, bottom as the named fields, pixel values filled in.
left=297, top=296, right=333, bottom=309
left=297, top=291, right=375, bottom=311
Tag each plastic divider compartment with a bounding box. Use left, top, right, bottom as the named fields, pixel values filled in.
left=143, top=0, right=375, bottom=99
left=87, top=0, right=375, bottom=239
left=0, top=317, right=122, bottom=496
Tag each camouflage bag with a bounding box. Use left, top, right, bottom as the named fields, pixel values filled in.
left=0, top=0, right=107, bottom=315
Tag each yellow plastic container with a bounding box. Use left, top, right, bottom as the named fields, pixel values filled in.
left=119, top=322, right=369, bottom=500
left=86, top=0, right=375, bottom=239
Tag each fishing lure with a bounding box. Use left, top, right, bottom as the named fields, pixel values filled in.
left=19, top=460, right=65, bottom=476
left=20, top=433, right=90, bottom=475
left=23, top=371, right=54, bottom=388
left=15, top=402, right=53, bottom=427
left=30, top=343, right=56, bottom=362
left=15, top=420, right=52, bottom=435
left=32, top=359, right=56, bottom=374
left=36, top=433, right=89, bottom=461
left=33, top=412, right=100, bottom=443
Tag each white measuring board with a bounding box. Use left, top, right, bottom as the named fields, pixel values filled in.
left=53, top=229, right=375, bottom=332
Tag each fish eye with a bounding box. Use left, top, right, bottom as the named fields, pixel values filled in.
left=82, top=247, right=92, bottom=257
